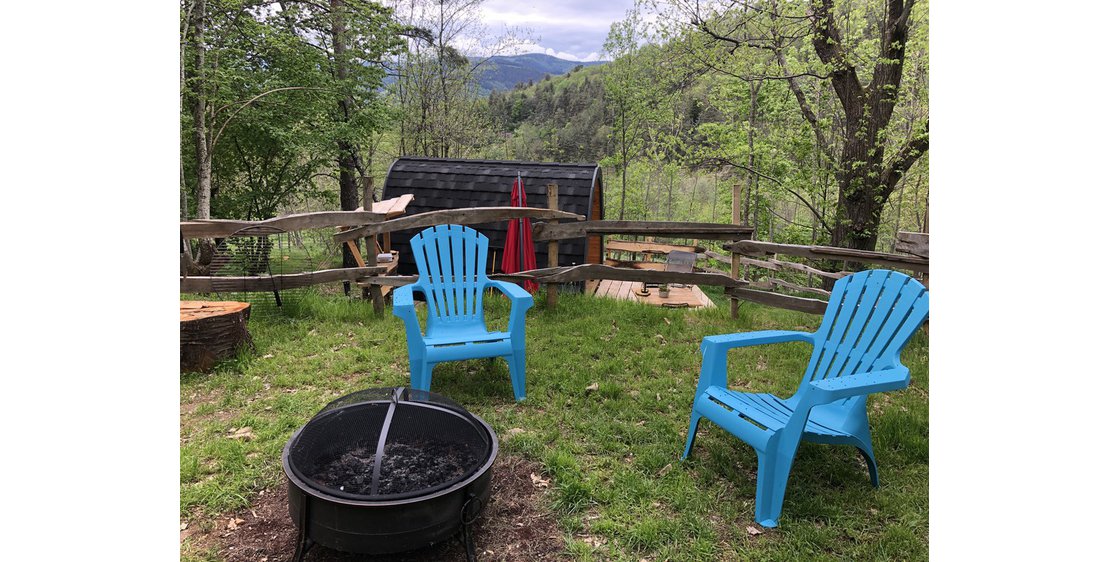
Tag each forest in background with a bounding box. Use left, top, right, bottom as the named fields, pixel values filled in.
left=181, top=0, right=928, bottom=264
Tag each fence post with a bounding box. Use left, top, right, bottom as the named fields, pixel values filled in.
left=731, top=250, right=741, bottom=318
left=546, top=183, right=560, bottom=309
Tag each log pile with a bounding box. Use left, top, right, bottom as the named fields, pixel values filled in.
left=180, top=301, right=253, bottom=372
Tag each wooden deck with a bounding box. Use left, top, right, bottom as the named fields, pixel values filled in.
left=589, top=279, right=715, bottom=309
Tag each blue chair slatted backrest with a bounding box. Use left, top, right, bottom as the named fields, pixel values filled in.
left=798, top=270, right=929, bottom=401
left=409, top=224, right=490, bottom=330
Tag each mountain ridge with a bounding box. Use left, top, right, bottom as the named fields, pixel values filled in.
left=471, top=53, right=606, bottom=93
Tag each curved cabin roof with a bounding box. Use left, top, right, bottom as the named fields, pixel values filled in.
left=382, top=157, right=604, bottom=275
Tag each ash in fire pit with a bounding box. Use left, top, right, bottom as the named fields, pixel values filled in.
left=311, top=438, right=480, bottom=496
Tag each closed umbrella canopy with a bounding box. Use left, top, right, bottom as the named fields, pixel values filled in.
left=500, top=174, right=539, bottom=293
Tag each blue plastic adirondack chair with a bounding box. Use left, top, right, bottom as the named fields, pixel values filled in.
left=681, top=269, right=929, bottom=527
left=393, top=225, right=534, bottom=400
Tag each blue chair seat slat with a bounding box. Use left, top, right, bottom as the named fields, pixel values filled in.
left=424, top=330, right=511, bottom=347
left=682, top=269, right=929, bottom=528
left=704, top=387, right=789, bottom=431
left=704, top=387, right=849, bottom=438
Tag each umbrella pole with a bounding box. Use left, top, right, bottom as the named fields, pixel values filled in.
left=518, top=172, right=525, bottom=276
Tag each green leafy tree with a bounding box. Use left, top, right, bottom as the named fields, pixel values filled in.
left=660, top=0, right=929, bottom=253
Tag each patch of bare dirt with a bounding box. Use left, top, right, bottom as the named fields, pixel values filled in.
left=196, top=454, right=566, bottom=561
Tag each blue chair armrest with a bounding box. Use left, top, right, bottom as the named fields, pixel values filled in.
left=485, top=280, right=534, bottom=336
left=695, top=331, right=815, bottom=397
left=807, top=366, right=911, bottom=403
left=392, top=284, right=427, bottom=345
left=486, top=279, right=533, bottom=302
left=700, top=330, right=815, bottom=353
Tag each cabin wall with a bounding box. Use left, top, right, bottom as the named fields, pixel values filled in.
left=382, top=158, right=602, bottom=275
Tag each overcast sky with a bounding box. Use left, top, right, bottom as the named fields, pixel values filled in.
left=478, top=0, right=637, bottom=62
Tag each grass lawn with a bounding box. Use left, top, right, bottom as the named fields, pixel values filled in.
left=180, top=287, right=928, bottom=561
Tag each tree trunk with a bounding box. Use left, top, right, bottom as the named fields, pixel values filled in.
left=191, top=0, right=211, bottom=220
left=180, top=301, right=253, bottom=372
left=811, top=0, right=928, bottom=257
left=331, top=0, right=360, bottom=276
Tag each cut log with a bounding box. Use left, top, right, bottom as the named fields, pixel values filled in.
left=180, top=301, right=253, bottom=372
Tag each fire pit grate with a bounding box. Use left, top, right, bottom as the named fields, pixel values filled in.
left=282, top=387, right=498, bottom=561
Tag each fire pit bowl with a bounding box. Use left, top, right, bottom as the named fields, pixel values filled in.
left=282, top=387, right=498, bottom=561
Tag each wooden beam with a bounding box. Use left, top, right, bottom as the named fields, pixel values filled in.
left=606, top=240, right=704, bottom=255
left=768, top=278, right=832, bottom=297
left=725, top=287, right=828, bottom=315
left=344, top=240, right=367, bottom=267
left=533, top=221, right=755, bottom=242
left=895, top=231, right=929, bottom=258
left=181, top=210, right=384, bottom=238
left=707, top=250, right=850, bottom=280
left=334, top=206, right=585, bottom=243
left=726, top=240, right=929, bottom=273
left=181, top=266, right=384, bottom=293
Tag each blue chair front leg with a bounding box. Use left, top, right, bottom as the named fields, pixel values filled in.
left=392, top=284, right=430, bottom=391
left=487, top=280, right=533, bottom=401
left=753, top=431, right=805, bottom=528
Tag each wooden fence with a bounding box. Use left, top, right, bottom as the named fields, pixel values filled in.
left=181, top=199, right=927, bottom=318
left=710, top=232, right=930, bottom=315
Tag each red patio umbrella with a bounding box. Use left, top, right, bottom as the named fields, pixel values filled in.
left=500, top=173, right=539, bottom=293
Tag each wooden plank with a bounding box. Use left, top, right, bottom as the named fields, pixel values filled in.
left=598, top=279, right=618, bottom=299
left=180, top=266, right=384, bottom=293
left=533, top=221, right=755, bottom=242
left=606, top=240, right=703, bottom=255
left=725, top=286, right=829, bottom=315
left=619, top=281, right=635, bottom=301
left=371, top=194, right=414, bottom=218
left=895, top=231, right=929, bottom=258
left=695, top=285, right=714, bottom=308
left=181, top=210, right=384, bottom=238
left=345, top=240, right=367, bottom=267
left=604, top=259, right=667, bottom=271
left=361, top=275, right=419, bottom=287
left=334, top=206, right=585, bottom=243
left=726, top=240, right=929, bottom=273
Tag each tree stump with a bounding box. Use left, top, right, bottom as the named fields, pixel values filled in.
left=181, top=301, right=253, bottom=372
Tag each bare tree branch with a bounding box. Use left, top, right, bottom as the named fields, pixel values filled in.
left=211, top=86, right=330, bottom=149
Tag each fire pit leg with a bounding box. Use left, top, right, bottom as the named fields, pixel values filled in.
left=292, top=536, right=314, bottom=562
left=459, top=492, right=482, bottom=562
left=293, top=493, right=314, bottom=562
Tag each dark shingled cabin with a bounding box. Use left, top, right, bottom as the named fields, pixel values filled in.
left=382, top=157, right=604, bottom=276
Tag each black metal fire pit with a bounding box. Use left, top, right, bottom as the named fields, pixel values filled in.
left=282, top=387, right=498, bottom=561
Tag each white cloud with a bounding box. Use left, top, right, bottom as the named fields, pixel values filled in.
left=497, top=40, right=599, bottom=62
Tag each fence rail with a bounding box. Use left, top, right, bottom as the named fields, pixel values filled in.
left=333, top=206, right=584, bottom=243
left=711, top=233, right=929, bottom=316
left=181, top=210, right=384, bottom=239
left=534, top=220, right=754, bottom=242
left=181, top=266, right=384, bottom=293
